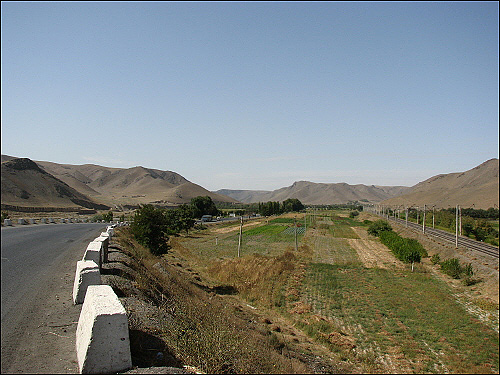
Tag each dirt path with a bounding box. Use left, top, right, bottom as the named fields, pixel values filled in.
left=347, top=227, right=404, bottom=270
left=211, top=220, right=262, bottom=234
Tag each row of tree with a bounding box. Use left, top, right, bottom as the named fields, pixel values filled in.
left=258, top=198, right=305, bottom=216
left=368, top=219, right=428, bottom=268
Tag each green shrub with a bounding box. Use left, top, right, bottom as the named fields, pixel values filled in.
left=430, top=254, right=441, bottom=265
left=440, top=258, right=462, bottom=279
left=103, top=210, right=113, bottom=222
left=130, top=205, right=170, bottom=256
left=367, top=220, right=392, bottom=236
left=378, top=230, right=427, bottom=264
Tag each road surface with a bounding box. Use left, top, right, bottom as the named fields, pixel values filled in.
left=1, top=223, right=106, bottom=373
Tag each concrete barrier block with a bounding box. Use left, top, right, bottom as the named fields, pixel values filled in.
left=83, top=242, right=102, bottom=270
left=106, top=226, right=114, bottom=237
left=4, top=219, right=12, bottom=226
left=94, top=235, right=110, bottom=263
left=18, top=218, right=27, bottom=225
left=76, top=285, right=132, bottom=374
left=40, top=218, right=48, bottom=224
left=48, top=218, right=55, bottom=223
left=73, top=260, right=101, bottom=305
left=29, top=218, right=36, bottom=224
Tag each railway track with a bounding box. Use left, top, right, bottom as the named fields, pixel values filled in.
left=381, top=215, right=499, bottom=259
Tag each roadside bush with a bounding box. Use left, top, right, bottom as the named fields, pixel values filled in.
left=103, top=210, right=113, bottom=222
left=1, top=212, right=9, bottom=221
left=430, top=254, right=441, bottom=265
left=440, top=258, right=462, bottom=279
left=349, top=211, right=359, bottom=218
left=367, top=220, right=392, bottom=236
left=439, top=258, right=479, bottom=285
left=130, top=204, right=170, bottom=256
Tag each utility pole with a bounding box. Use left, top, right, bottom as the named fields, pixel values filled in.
left=459, top=206, right=462, bottom=236
left=455, top=205, right=459, bottom=248
left=238, top=216, right=243, bottom=257
left=416, top=207, right=419, bottom=225
left=294, top=217, right=298, bottom=251
left=405, top=206, right=408, bottom=228
left=423, top=204, right=426, bottom=234
left=432, top=206, right=435, bottom=229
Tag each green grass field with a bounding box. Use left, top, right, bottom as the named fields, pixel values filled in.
left=299, top=263, right=498, bottom=373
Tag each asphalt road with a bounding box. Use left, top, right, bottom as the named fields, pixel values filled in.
left=1, top=223, right=106, bottom=373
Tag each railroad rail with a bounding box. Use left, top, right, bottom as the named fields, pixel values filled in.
left=380, top=215, right=499, bottom=259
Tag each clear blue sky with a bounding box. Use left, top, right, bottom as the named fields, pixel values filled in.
left=2, top=1, right=498, bottom=191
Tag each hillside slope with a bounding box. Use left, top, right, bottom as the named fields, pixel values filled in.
left=381, top=158, right=499, bottom=209
left=216, top=181, right=410, bottom=205
left=33, top=159, right=238, bottom=206
left=1, top=158, right=109, bottom=209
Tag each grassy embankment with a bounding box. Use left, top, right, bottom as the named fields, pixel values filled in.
left=113, top=225, right=316, bottom=374
left=176, top=211, right=499, bottom=373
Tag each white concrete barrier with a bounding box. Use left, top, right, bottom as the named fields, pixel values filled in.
left=48, top=218, right=55, bottom=223
left=73, top=260, right=101, bottom=304
left=106, top=226, right=114, bottom=237
left=29, top=218, right=36, bottom=224
left=18, top=218, right=27, bottom=225
left=40, top=218, right=48, bottom=224
left=94, top=234, right=110, bottom=263
left=76, top=285, right=132, bottom=374
left=83, top=242, right=102, bottom=270
left=4, top=219, right=12, bottom=226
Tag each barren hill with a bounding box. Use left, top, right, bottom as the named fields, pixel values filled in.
left=1, top=158, right=109, bottom=210
left=381, top=158, right=499, bottom=209
left=31, top=158, right=237, bottom=207
left=216, top=181, right=411, bottom=205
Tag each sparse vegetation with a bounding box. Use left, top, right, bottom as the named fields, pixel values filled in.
left=110, top=209, right=498, bottom=373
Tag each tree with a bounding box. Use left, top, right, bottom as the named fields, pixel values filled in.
left=367, top=220, right=392, bottom=236
left=190, top=196, right=220, bottom=219
left=349, top=211, right=360, bottom=218
left=103, top=210, right=113, bottom=222
left=165, top=204, right=195, bottom=235
left=282, top=198, right=305, bottom=213
left=130, top=204, right=170, bottom=255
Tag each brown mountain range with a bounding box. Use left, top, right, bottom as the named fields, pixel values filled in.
left=381, top=158, right=499, bottom=209
left=2, top=155, right=497, bottom=211
left=216, top=182, right=411, bottom=205
left=1, top=157, right=109, bottom=210
left=1, top=155, right=237, bottom=210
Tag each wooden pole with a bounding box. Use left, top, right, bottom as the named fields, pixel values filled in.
left=294, top=218, right=298, bottom=251
left=459, top=206, right=462, bottom=236
left=455, top=205, right=459, bottom=248
left=432, top=206, right=435, bottom=229
left=238, top=216, right=243, bottom=257
left=423, top=204, right=426, bottom=234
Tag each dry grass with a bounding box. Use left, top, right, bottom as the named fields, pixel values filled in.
left=111, top=228, right=336, bottom=374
